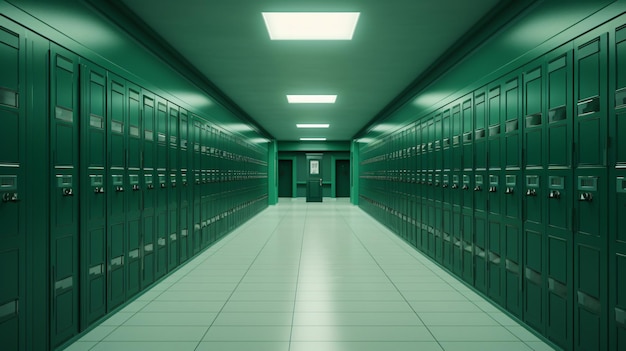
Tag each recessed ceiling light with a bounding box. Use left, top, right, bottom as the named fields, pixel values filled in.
left=262, top=12, right=360, bottom=40
left=300, top=137, right=327, bottom=141
left=297, top=124, right=330, bottom=128
left=287, top=95, right=337, bottom=103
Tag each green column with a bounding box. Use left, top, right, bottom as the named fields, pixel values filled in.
left=351, top=140, right=360, bottom=205
left=268, top=140, right=278, bottom=205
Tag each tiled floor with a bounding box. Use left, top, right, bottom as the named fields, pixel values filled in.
left=65, top=198, right=556, bottom=351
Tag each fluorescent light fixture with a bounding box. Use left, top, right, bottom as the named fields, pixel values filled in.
left=287, top=95, right=337, bottom=103
left=297, top=124, right=330, bottom=128
left=300, top=137, right=327, bottom=141
left=262, top=12, right=360, bottom=40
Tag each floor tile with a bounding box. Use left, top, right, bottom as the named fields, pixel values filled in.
left=141, top=301, right=224, bottom=313
left=103, top=326, right=207, bottom=341
left=221, top=301, right=295, bottom=313
left=289, top=341, right=444, bottom=351
left=123, top=312, right=217, bottom=326
left=77, top=326, right=117, bottom=342
left=202, top=326, right=291, bottom=341
left=90, top=341, right=198, bottom=351
left=428, top=326, right=518, bottom=342
left=63, top=341, right=97, bottom=351
left=195, top=341, right=290, bottom=351
left=439, top=341, right=533, bottom=351
left=99, top=312, right=134, bottom=326
left=291, top=325, right=435, bottom=342
left=212, top=312, right=293, bottom=325
left=293, top=312, right=422, bottom=326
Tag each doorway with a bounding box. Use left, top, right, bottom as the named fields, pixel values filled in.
left=335, top=159, right=350, bottom=197
left=278, top=159, right=293, bottom=197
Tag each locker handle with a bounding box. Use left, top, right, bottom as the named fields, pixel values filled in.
left=160, top=183, right=166, bottom=188
left=451, top=184, right=458, bottom=189
left=548, top=190, right=560, bottom=199
left=147, top=184, right=154, bottom=190
left=2, top=192, right=20, bottom=202
left=525, top=189, right=537, bottom=197
left=132, top=185, right=140, bottom=191
left=489, top=186, right=497, bottom=193
left=116, top=186, right=124, bottom=192
left=442, top=184, right=448, bottom=188
left=474, top=185, right=482, bottom=192
left=578, top=192, right=592, bottom=202
left=62, top=188, right=74, bottom=196
left=434, top=182, right=440, bottom=187
left=462, top=185, right=469, bottom=190
left=505, top=187, right=514, bottom=195
left=93, top=187, right=105, bottom=194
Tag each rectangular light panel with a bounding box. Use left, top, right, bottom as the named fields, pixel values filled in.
left=287, top=95, right=337, bottom=103
left=297, top=124, right=330, bottom=128
left=262, top=12, right=360, bottom=40
left=300, top=137, right=327, bottom=141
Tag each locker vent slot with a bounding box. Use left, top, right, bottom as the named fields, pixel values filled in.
left=617, top=177, right=626, bottom=193
left=505, top=259, right=519, bottom=274
left=0, top=300, right=18, bottom=320
left=110, top=256, right=124, bottom=267
left=170, top=233, right=177, bottom=241
left=54, top=277, right=73, bottom=292
left=452, top=135, right=460, bottom=145
left=525, top=268, right=542, bottom=285
left=548, top=106, right=567, bottom=123
left=488, top=252, right=500, bottom=264
left=488, top=124, right=500, bottom=136
left=463, top=132, right=472, bottom=142
left=616, top=307, right=626, bottom=326
left=144, top=130, right=154, bottom=141
left=0, top=175, right=17, bottom=190
left=577, top=291, right=601, bottom=314
left=181, top=229, right=188, bottom=237
left=144, top=243, right=154, bottom=252
left=443, top=138, right=450, bottom=147
left=89, top=114, right=104, bottom=129
left=0, top=87, right=18, bottom=107
left=130, top=126, right=140, bottom=137
left=548, top=278, right=568, bottom=299
left=505, top=120, right=519, bottom=133
left=577, top=96, right=600, bottom=116
left=158, top=238, right=166, bottom=246
left=111, top=120, right=123, bottom=134
left=158, top=132, right=166, bottom=143
left=616, top=88, right=626, bottom=108
left=475, top=247, right=485, bottom=258
left=525, top=113, right=542, bottom=127
left=128, top=249, right=140, bottom=259
left=89, top=264, right=103, bottom=276
left=55, top=106, right=73, bottom=122
left=475, top=128, right=485, bottom=139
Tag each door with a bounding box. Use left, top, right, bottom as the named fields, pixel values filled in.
left=278, top=159, right=293, bottom=197
left=335, top=160, right=350, bottom=197
left=306, top=155, right=323, bottom=202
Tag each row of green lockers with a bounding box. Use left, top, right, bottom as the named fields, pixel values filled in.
left=359, top=17, right=625, bottom=351
left=0, top=22, right=269, bottom=350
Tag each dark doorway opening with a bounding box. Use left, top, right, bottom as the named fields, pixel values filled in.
left=278, top=159, right=293, bottom=197
left=335, top=160, right=350, bottom=198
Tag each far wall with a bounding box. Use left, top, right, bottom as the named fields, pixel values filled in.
left=278, top=151, right=350, bottom=198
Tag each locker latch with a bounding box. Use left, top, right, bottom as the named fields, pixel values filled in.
left=171, top=182, right=176, bottom=188
left=62, top=188, right=74, bottom=196
left=160, top=183, right=166, bottom=188
left=525, top=189, right=537, bottom=197
left=434, top=182, right=440, bottom=187
left=147, top=184, right=154, bottom=190
left=578, top=192, right=593, bottom=202
left=442, top=183, right=448, bottom=188
left=115, top=186, right=124, bottom=192
left=505, top=187, right=514, bottom=195
left=462, top=184, right=469, bottom=190
left=474, top=185, right=482, bottom=192
left=132, top=184, right=140, bottom=191
left=548, top=190, right=561, bottom=199
left=451, top=184, right=458, bottom=189
left=489, top=186, right=497, bottom=193
left=2, top=192, right=20, bottom=203
left=93, top=187, right=105, bottom=194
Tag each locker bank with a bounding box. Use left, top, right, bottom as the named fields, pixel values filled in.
left=0, top=1, right=625, bottom=350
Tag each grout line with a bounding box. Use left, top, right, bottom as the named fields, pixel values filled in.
left=287, top=199, right=308, bottom=351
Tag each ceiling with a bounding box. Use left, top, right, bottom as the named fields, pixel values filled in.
left=113, top=0, right=503, bottom=141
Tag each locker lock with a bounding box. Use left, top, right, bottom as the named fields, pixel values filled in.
left=525, top=189, right=537, bottom=197
left=183, top=181, right=188, bottom=186
left=548, top=190, right=561, bottom=199
left=195, top=180, right=201, bottom=185
left=132, top=184, right=140, bottom=191
left=147, top=184, right=154, bottom=190
left=62, top=187, right=74, bottom=196
left=474, top=185, right=482, bottom=192
left=171, top=182, right=176, bottom=188
left=462, top=184, right=469, bottom=190
left=505, top=187, right=514, bottom=195
left=115, top=186, right=124, bottom=192
left=489, top=186, right=497, bottom=193
left=93, top=187, right=105, bottom=194
left=434, top=182, right=440, bottom=187
left=2, top=192, right=20, bottom=203
left=579, top=192, right=593, bottom=202
left=451, top=184, right=459, bottom=189
left=160, top=183, right=166, bottom=188
left=442, top=183, right=448, bottom=188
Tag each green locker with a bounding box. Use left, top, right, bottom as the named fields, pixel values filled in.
left=107, top=74, right=127, bottom=311
left=545, top=47, right=574, bottom=349
left=79, top=62, right=107, bottom=327
left=155, top=97, right=168, bottom=279
left=410, top=123, right=419, bottom=247
left=126, top=82, right=142, bottom=299
left=573, top=31, right=609, bottom=351
left=610, top=21, right=626, bottom=351
left=414, top=121, right=423, bottom=250
left=461, top=97, right=474, bottom=284
left=179, top=108, right=190, bottom=262
left=0, top=22, right=26, bottom=351
left=434, top=113, right=444, bottom=264
left=49, top=44, right=80, bottom=346
left=168, top=103, right=179, bottom=270
left=141, top=90, right=156, bottom=288
left=442, top=109, right=453, bottom=270
left=192, top=117, right=202, bottom=253
left=451, top=101, right=463, bottom=276
left=425, top=118, right=435, bottom=257
left=503, top=74, right=523, bottom=318
left=474, top=89, right=488, bottom=294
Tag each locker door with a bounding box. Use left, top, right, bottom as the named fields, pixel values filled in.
left=474, top=89, right=487, bottom=294
left=461, top=97, right=474, bottom=283
left=610, top=22, right=626, bottom=351
left=425, top=118, right=435, bottom=258
left=192, top=117, right=202, bottom=253
left=79, top=62, right=107, bottom=327
left=126, top=83, right=142, bottom=299
left=414, top=121, right=423, bottom=249
left=503, top=75, right=523, bottom=318
left=155, top=97, right=168, bottom=278
left=0, top=23, right=26, bottom=351
left=141, top=91, right=156, bottom=287
left=441, top=110, right=453, bottom=269
left=179, top=108, right=190, bottom=262
left=107, top=74, right=127, bottom=311
left=168, top=103, right=179, bottom=270
left=50, top=45, right=80, bottom=346
left=545, top=48, right=574, bottom=349
left=487, top=83, right=503, bottom=304
left=523, top=63, right=546, bottom=334
left=574, top=32, right=608, bottom=351
left=451, top=102, right=463, bottom=275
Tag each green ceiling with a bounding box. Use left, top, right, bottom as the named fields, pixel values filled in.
left=113, top=0, right=503, bottom=141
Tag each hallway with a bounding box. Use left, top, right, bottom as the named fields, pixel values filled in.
left=65, top=199, right=555, bottom=351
